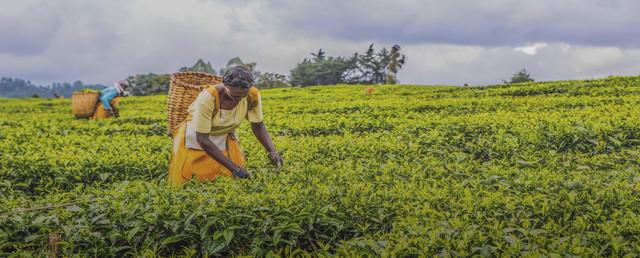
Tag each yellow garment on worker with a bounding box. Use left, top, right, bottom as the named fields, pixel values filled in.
left=168, top=122, right=245, bottom=186
left=92, top=97, right=120, bottom=120
left=168, top=85, right=263, bottom=186
left=190, top=84, right=263, bottom=135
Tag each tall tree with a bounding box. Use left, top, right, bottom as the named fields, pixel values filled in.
left=291, top=44, right=408, bottom=86
left=256, top=73, right=290, bottom=89
left=505, top=69, right=535, bottom=84
left=311, top=49, right=326, bottom=61
left=290, top=50, right=352, bottom=87
left=127, top=73, right=170, bottom=96
left=344, top=44, right=406, bottom=84
left=385, top=44, right=406, bottom=84
left=180, top=59, right=216, bottom=75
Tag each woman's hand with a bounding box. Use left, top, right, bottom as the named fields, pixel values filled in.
left=232, top=167, right=250, bottom=179
left=251, top=122, right=282, bottom=169
left=268, top=152, right=283, bottom=168
left=197, top=132, right=247, bottom=178
left=111, top=108, right=120, bottom=118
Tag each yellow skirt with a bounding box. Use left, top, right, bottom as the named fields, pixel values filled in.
left=92, top=97, right=121, bottom=120
left=168, top=122, right=246, bottom=187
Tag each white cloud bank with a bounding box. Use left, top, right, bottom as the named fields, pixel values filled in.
left=0, top=0, right=639, bottom=86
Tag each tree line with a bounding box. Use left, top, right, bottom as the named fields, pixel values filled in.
left=0, top=78, right=104, bottom=98
left=1, top=43, right=407, bottom=97
left=291, top=44, right=406, bottom=86
left=127, top=43, right=407, bottom=95
left=1, top=46, right=540, bottom=98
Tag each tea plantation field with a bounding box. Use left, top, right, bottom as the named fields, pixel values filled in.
left=1, top=76, right=640, bottom=256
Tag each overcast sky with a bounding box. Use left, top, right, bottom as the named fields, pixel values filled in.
left=1, top=0, right=639, bottom=86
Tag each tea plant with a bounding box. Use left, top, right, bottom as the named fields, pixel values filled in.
left=1, top=76, right=640, bottom=256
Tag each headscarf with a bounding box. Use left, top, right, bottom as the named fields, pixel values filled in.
left=114, top=82, right=124, bottom=94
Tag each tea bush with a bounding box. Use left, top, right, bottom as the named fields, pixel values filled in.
left=1, top=76, right=640, bottom=256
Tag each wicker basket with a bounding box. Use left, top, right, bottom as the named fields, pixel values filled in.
left=167, top=72, right=222, bottom=136
left=71, top=92, right=99, bottom=118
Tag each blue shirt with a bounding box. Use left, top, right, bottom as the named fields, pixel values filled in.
left=100, top=87, right=120, bottom=110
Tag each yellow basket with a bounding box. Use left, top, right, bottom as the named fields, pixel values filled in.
left=167, top=72, right=222, bottom=136
left=71, top=92, right=99, bottom=118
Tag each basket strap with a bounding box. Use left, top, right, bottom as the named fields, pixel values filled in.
left=205, top=85, right=221, bottom=116
left=247, top=87, right=259, bottom=111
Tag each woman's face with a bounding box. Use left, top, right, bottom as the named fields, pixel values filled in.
left=224, top=85, right=250, bottom=101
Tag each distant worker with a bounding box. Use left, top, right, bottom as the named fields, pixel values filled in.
left=92, top=80, right=129, bottom=119
left=168, top=66, right=283, bottom=186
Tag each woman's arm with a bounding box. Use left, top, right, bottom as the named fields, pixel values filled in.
left=196, top=132, right=243, bottom=172
left=251, top=122, right=276, bottom=152
left=251, top=122, right=283, bottom=167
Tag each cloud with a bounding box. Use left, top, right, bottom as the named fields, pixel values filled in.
left=0, top=1, right=61, bottom=55
left=261, top=0, right=640, bottom=47
left=0, top=0, right=639, bottom=86
left=398, top=42, right=640, bottom=85
left=514, top=43, right=549, bottom=55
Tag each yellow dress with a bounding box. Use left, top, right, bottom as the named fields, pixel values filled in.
left=92, top=97, right=121, bottom=120
left=168, top=85, right=263, bottom=186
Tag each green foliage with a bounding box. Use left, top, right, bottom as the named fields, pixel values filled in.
left=179, top=59, right=217, bottom=75
left=256, top=73, right=290, bottom=89
left=345, top=44, right=391, bottom=84
left=127, top=73, right=171, bottom=96
left=291, top=44, right=407, bottom=86
left=126, top=58, right=286, bottom=95
left=290, top=50, right=352, bottom=86
left=2, top=76, right=640, bottom=256
left=75, top=89, right=99, bottom=94
left=0, top=78, right=104, bottom=98
left=385, top=44, right=406, bottom=84
left=128, top=59, right=219, bottom=96
left=506, top=69, right=535, bottom=84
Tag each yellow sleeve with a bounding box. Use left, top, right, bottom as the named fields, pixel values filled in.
left=247, top=87, right=264, bottom=123
left=191, top=90, right=215, bottom=133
